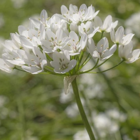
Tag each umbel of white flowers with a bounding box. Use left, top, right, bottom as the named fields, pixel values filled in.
left=0, top=4, right=140, bottom=75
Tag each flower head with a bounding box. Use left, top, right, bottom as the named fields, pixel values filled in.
left=0, top=4, right=139, bottom=76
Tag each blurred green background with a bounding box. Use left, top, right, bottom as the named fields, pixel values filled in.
left=0, top=0, right=140, bottom=140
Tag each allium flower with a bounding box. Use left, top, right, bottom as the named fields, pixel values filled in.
left=110, top=26, right=134, bottom=45
left=61, top=4, right=99, bottom=24
left=88, top=37, right=117, bottom=60
left=50, top=51, right=77, bottom=74
left=78, top=21, right=99, bottom=38
left=118, top=42, right=140, bottom=63
left=0, top=5, right=139, bottom=76
left=94, top=15, right=118, bottom=33
left=0, top=59, right=14, bottom=73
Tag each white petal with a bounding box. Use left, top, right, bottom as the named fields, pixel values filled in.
left=46, top=29, right=55, bottom=40
left=69, top=4, right=78, bottom=13
left=88, top=27, right=99, bottom=38
left=40, top=10, right=48, bottom=23
left=69, top=31, right=79, bottom=42
left=92, top=51, right=100, bottom=58
left=40, top=24, right=46, bottom=40
left=29, top=18, right=40, bottom=29
left=115, top=26, right=124, bottom=43
left=102, top=15, right=112, bottom=30
left=122, top=33, right=134, bottom=45
left=20, top=36, right=33, bottom=49
left=61, top=5, right=68, bottom=15
left=80, top=34, right=87, bottom=50
left=123, top=42, right=133, bottom=58
left=41, top=40, right=52, bottom=53
left=129, top=49, right=140, bottom=63
left=0, top=59, right=13, bottom=73
left=40, top=59, right=47, bottom=69
left=79, top=4, right=87, bottom=12
left=18, top=25, right=26, bottom=35
left=22, top=65, right=42, bottom=74
left=102, top=44, right=117, bottom=60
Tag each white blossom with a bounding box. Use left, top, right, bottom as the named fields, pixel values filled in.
left=30, top=10, right=48, bottom=28
left=94, top=15, right=118, bottom=32
left=110, top=26, right=134, bottom=45
left=61, top=4, right=99, bottom=24
left=0, top=4, right=138, bottom=75
left=50, top=51, right=77, bottom=74
left=0, top=59, right=14, bottom=73
left=48, top=14, right=68, bottom=33
left=88, top=37, right=116, bottom=60
left=118, top=42, right=140, bottom=63
left=41, top=28, right=69, bottom=53
left=78, top=21, right=99, bottom=38
left=64, top=31, right=87, bottom=55
left=21, top=47, right=47, bottom=74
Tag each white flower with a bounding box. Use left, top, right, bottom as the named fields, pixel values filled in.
left=2, top=40, right=25, bottom=66
left=64, top=31, right=87, bottom=55
left=30, top=9, right=48, bottom=28
left=50, top=51, right=77, bottom=74
left=88, top=37, right=116, bottom=60
left=110, top=26, right=134, bottom=45
left=78, top=21, right=99, bottom=38
left=94, top=15, right=118, bottom=32
left=0, top=58, right=14, bottom=73
left=19, top=24, right=45, bottom=48
left=61, top=4, right=99, bottom=24
left=118, top=42, right=140, bottom=63
left=41, top=28, right=69, bottom=53
left=21, top=47, right=47, bottom=74
left=48, top=14, right=68, bottom=33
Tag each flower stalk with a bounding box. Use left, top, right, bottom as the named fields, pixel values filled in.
left=71, top=78, right=96, bottom=140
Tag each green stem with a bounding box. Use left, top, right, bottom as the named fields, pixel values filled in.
left=96, top=60, right=124, bottom=73
left=87, top=60, right=124, bottom=74
left=79, top=54, right=91, bottom=70
left=71, top=78, right=96, bottom=140
left=96, top=59, right=109, bottom=68
left=79, top=59, right=99, bottom=74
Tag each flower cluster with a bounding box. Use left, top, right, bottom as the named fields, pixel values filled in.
left=0, top=4, right=140, bottom=75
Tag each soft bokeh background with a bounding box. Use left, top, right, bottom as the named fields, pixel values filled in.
left=0, top=0, right=140, bottom=140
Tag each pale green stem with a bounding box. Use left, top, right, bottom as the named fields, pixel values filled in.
left=96, top=60, right=124, bottom=73
left=80, top=59, right=99, bottom=74
left=79, top=54, right=91, bottom=70
left=96, top=59, right=109, bottom=68
left=87, top=60, right=124, bottom=74
left=71, top=78, right=96, bottom=140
